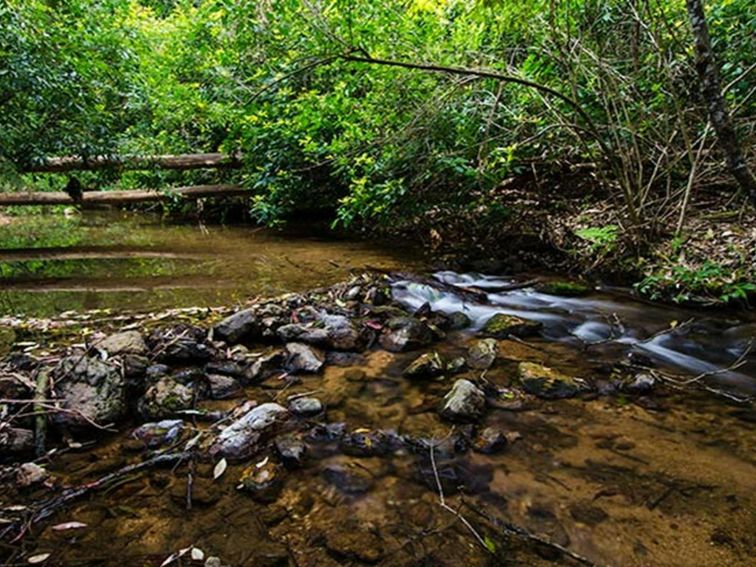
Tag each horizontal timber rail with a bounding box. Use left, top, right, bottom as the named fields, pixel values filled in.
left=0, top=184, right=247, bottom=206
left=21, top=152, right=242, bottom=174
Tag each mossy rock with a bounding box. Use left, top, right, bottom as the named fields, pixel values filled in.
left=518, top=362, right=586, bottom=399
left=480, top=313, right=542, bottom=338
left=537, top=280, right=591, bottom=297
left=403, top=351, right=445, bottom=379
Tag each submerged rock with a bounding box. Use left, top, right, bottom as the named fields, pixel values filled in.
left=239, top=460, right=284, bottom=502
left=207, top=374, right=242, bottom=400
left=137, top=377, right=194, bottom=420
left=518, top=362, right=586, bottom=399
left=403, top=351, right=445, bottom=379
left=307, top=422, right=347, bottom=443
left=473, top=426, right=509, bottom=454
left=275, top=435, right=308, bottom=467
left=321, top=461, right=375, bottom=494
left=210, top=403, right=289, bottom=460
left=52, top=356, right=126, bottom=428
left=480, top=313, right=542, bottom=338
left=97, top=330, right=147, bottom=356
left=288, top=396, right=323, bottom=416
left=131, top=419, right=185, bottom=449
left=466, top=338, right=498, bottom=370
left=340, top=429, right=392, bottom=457
left=379, top=317, right=434, bottom=352
left=439, top=379, right=486, bottom=421
left=170, top=477, right=221, bottom=506
left=284, top=342, right=325, bottom=373
left=324, top=526, right=384, bottom=563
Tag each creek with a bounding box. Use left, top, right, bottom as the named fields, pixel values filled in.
left=0, top=212, right=753, bottom=566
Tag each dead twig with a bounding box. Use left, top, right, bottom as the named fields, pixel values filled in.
left=1, top=451, right=190, bottom=542
left=429, top=439, right=491, bottom=553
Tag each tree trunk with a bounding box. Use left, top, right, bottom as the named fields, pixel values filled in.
left=20, top=152, right=242, bottom=174
left=686, top=0, right=756, bottom=204
left=0, top=184, right=246, bottom=206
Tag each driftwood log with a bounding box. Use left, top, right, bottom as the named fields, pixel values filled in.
left=0, top=184, right=247, bottom=206
left=20, top=152, right=242, bottom=174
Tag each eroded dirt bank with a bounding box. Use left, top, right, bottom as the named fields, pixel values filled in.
left=1, top=273, right=754, bottom=566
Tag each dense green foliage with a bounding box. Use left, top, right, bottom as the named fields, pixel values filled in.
left=2, top=0, right=753, bottom=223
left=1, top=0, right=755, bottom=303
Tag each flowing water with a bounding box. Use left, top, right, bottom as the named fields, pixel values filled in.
left=1, top=212, right=754, bottom=566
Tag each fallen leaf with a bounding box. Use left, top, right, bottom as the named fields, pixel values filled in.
left=52, top=521, right=87, bottom=531
left=27, top=554, right=51, bottom=564
left=191, top=547, right=205, bottom=561
left=213, top=458, right=227, bottom=480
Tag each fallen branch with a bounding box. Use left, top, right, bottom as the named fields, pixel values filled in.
left=429, top=439, right=491, bottom=553
left=20, top=153, right=242, bottom=174
left=463, top=503, right=595, bottom=566
left=1, top=451, right=189, bottom=541
left=0, top=184, right=247, bottom=206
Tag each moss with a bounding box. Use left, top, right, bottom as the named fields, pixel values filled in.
left=518, top=362, right=584, bottom=399
left=537, top=280, right=591, bottom=297
left=481, top=313, right=542, bottom=338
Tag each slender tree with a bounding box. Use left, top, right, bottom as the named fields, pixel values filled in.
left=686, top=0, right=756, bottom=204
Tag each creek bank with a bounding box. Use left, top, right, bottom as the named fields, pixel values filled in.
left=0, top=271, right=752, bottom=566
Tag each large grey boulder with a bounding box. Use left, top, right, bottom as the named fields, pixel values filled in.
left=52, top=357, right=126, bottom=428
left=439, top=379, right=486, bottom=422
left=209, top=402, right=289, bottom=460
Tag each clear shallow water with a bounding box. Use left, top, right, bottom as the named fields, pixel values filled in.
left=0, top=211, right=422, bottom=316
left=1, top=212, right=753, bottom=396
left=1, top=218, right=755, bottom=566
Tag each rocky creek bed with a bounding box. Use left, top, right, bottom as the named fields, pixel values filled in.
left=0, top=272, right=754, bottom=566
